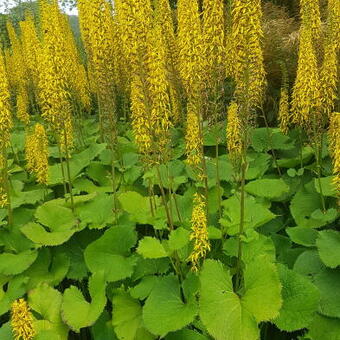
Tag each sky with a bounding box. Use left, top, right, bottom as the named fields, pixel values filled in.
left=0, top=0, right=78, bottom=15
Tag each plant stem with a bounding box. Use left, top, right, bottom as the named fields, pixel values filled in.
left=235, top=157, right=247, bottom=291
left=315, top=135, right=326, bottom=213
left=215, top=140, right=222, bottom=219
left=2, top=147, right=13, bottom=226
left=57, top=143, right=68, bottom=202
left=156, top=166, right=173, bottom=229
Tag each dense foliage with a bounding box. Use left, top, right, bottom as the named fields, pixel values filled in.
left=0, top=0, right=339, bottom=340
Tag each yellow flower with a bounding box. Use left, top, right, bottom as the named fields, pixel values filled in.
left=11, top=299, right=35, bottom=340
left=177, top=0, right=204, bottom=100
left=300, top=0, right=321, bottom=42
left=16, top=86, right=30, bottom=125
left=291, top=26, right=320, bottom=128
left=278, top=87, right=290, bottom=135
left=329, top=112, right=340, bottom=194
left=226, top=101, right=243, bottom=161
left=25, top=123, right=49, bottom=185
left=230, top=0, right=266, bottom=109
left=0, top=53, right=12, bottom=147
left=185, top=100, right=203, bottom=169
left=188, top=193, right=210, bottom=272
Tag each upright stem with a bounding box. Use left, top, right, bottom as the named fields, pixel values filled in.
left=315, top=135, right=326, bottom=213
left=235, top=156, right=247, bottom=291
left=57, top=143, right=68, bottom=202
left=215, top=140, right=222, bottom=219
left=62, top=129, right=75, bottom=212
left=2, top=147, right=13, bottom=226
left=156, top=166, right=174, bottom=229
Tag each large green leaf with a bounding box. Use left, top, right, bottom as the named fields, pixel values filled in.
left=308, top=314, right=340, bottom=340
left=84, top=224, right=137, bottom=281
left=245, top=153, right=272, bottom=180
left=29, top=284, right=68, bottom=339
left=245, top=179, right=290, bottom=199
left=78, top=193, right=116, bottom=229
left=61, top=272, right=107, bottom=332
left=199, top=257, right=282, bottom=340
left=143, top=275, right=198, bottom=337
left=286, top=227, right=318, bottom=247
left=0, top=276, right=28, bottom=316
left=48, top=143, right=106, bottom=185
left=251, top=128, right=294, bottom=152
left=293, top=250, right=325, bottom=277
left=137, top=237, right=167, bottom=259
left=165, top=329, right=209, bottom=340
left=316, top=230, right=340, bottom=268
left=112, top=292, right=155, bottom=340
left=273, top=265, right=319, bottom=331
left=0, top=250, right=37, bottom=275
left=314, top=269, right=340, bottom=318
left=92, top=311, right=117, bottom=340
left=221, top=195, right=276, bottom=235
left=314, top=177, right=337, bottom=197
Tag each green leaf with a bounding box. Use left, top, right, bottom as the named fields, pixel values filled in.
left=277, top=146, right=314, bottom=168
left=273, top=265, right=319, bottom=331
left=168, top=228, right=190, bottom=251
left=118, top=191, right=160, bottom=224
left=0, top=276, right=28, bottom=316
left=130, top=276, right=160, bottom=300
left=21, top=222, right=77, bottom=247
left=245, top=179, right=289, bottom=199
left=314, top=269, right=340, bottom=318
left=294, top=250, right=325, bottom=277
left=78, top=193, right=115, bottom=229
left=137, top=237, right=167, bottom=259
left=221, top=195, right=276, bottom=235
left=199, top=258, right=282, bottom=340
left=36, top=202, right=76, bottom=230
left=92, top=311, right=117, bottom=340
left=143, top=275, right=198, bottom=337
left=112, top=292, right=155, bottom=340
left=0, top=250, right=37, bottom=275
left=286, top=227, right=318, bottom=247
left=290, top=183, right=327, bottom=228
left=61, top=272, right=107, bottom=332
left=166, top=329, right=209, bottom=340
left=29, top=284, right=68, bottom=339
left=84, top=224, right=137, bottom=282
left=251, top=128, right=294, bottom=152
left=11, top=189, right=47, bottom=209
left=245, top=153, right=271, bottom=180
left=316, top=230, right=340, bottom=268
left=199, top=260, right=258, bottom=340
left=48, top=143, right=106, bottom=185
left=308, top=314, right=340, bottom=340
left=314, top=177, right=337, bottom=197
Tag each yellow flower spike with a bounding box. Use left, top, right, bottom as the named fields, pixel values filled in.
left=0, top=53, right=12, bottom=147
left=202, top=0, right=225, bottom=82
left=16, top=86, right=30, bottom=125
left=11, top=298, right=35, bottom=340
left=177, top=0, right=204, bottom=100
left=291, top=26, right=320, bottom=128
left=25, top=124, right=49, bottom=185
left=185, top=101, right=203, bottom=169
left=278, top=87, right=290, bottom=135
left=226, top=101, right=243, bottom=162
left=329, top=113, right=340, bottom=194
left=300, top=0, right=322, bottom=42
left=188, top=193, right=210, bottom=272
left=230, top=0, right=266, bottom=109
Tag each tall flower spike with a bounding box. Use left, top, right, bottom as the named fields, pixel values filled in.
left=11, top=298, right=35, bottom=340
left=25, top=124, right=49, bottom=185
left=329, top=113, right=340, bottom=194
left=320, top=1, right=339, bottom=118
left=291, top=26, right=320, bottom=128
left=16, top=86, right=30, bottom=125
left=188, top=193, right=210, bottom=272
left=0, top=53, right=12, bottom=147
left=278, top=87, right=290, bottom=135
left=230, top=0, right=266, bottom=110
left=300, top=0, right=322, bottom=42
left=177, top=0, right=204, bottom=100
left=202, top=0, right=225, bottom=82
left=185, top=101, right=203, bottom=169
left=226, top=101, right=243, bottom=162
